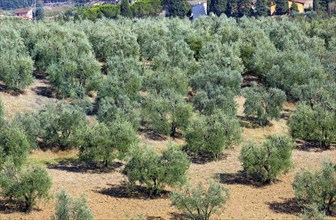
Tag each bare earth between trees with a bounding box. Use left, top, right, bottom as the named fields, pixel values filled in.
left=1, top=86, right=335, bottom=220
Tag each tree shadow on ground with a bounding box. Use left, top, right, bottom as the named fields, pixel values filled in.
left=238, top=116, right=272, bottom=129
left=0, top=199, right=42, bottom=214
left=0, top=83, right=24, bottom=96
left=267, top=198, right=302, bottom=216
left=217, top=172, right=268, bottom=188
left=295, top=140, right=335, bottom=152
left=47, top=159, right=123, bottom=174
left=138, top=125, right=167, bottom=141
left=147, top=216, right=165, bottom=220
left=280, top=108, right=294, bottom=120
left=95, top=184, right=170, bottom=200
left=183, top=150, right=229, bottom=165
left=169, top=212, right=185, bottom=220
left=32, top=85, right=55, bottom=98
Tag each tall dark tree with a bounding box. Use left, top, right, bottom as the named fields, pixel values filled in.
left=319, top=0, right=330, bottom=12
left=255, top=0, right=268, bottom=16
left=209, top=0, right=227, bottom=15
left=313, top=0, right=320, bottom=11
left=275, top=0, right=288, bottom=14
left=225, top=0, right=239, bottom=16
left=34, top=0, right=44, bottom=21
left=290, top=0, right=299, bottom=13
left=238, top=0, right=252, bottom=16
left=120, top=0, right=133, bottom=18
left=163, top=0, right=191, bottom=17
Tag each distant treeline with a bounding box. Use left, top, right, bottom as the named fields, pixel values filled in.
left=0, top=0, right=83, bottom=10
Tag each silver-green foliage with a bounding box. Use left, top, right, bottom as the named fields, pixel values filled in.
left=243, top=84, right=286, bottom=126
left=293, top=162, right=336, bottom=215
left=78, top=121, right=138, bottom=167
left=185, top=111, right=242, bottom=159
left=54, top=190, right=93, bottom=220
left=0, top=26, right=34, bottom=90
left=0, top=124, right=30, bottom=167
left=38, top=103, right=87, bottom=150
left=240, top=135, right=294, bottom=183
left=0, top=160, right=51, bottom=212
left=170, top=181, right=230, bottom=220
left=288, top=104, right=336, bottom=149
left=125, top=146, right=190, bottom=196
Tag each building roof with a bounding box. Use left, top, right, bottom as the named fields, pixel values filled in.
left=289, top=0, right=305, bottom=4
left=15, top=9, right=31, bottom=15
left=191, top=3, right=207, bottom=20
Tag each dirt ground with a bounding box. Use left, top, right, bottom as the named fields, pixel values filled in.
left=0, top=82, right=335, bottom=220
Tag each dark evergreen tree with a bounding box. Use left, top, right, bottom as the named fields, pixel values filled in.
left=209, top=0, right=228, bottom=15
left=290, top=0, right=299, bottom=13
left=120, top=0, right=133, bottom=18
left=225, top=0, right=239, bottom=16
left=255, top=0, right=268, bottom=16
left=275, top=0, right=288, bottom=14
left=34, top=0, right=44, bottom=21
left=163, top=0, right=191, bottom=17
left=238, top=0, right=252, bottom=16
left=319, top=0, right=330, bottom=12
left=313, top=0, right=320, bottom=11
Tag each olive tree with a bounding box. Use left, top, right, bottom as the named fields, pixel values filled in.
left=78, top=121, right=138, bottom=167
left=142, top=93, right=192, bottom=137
left=0, top=125, right=30, bottom=167
left=0, top=161, right=51, bottom=212
left=243, top=84, right=286, bottom=126
left=0, top=26, right=34, bottom=90
left=38, top=103, right=87, bottom=150
left=185, top=111, right=242, bottom=159
left=170, top=181, right=230, bottom=220
left=240, top=135, right=294, bottom=183
left=54, top=190, right=93, bottom=220
left=124, top=146, right=190, bottom=196
left=293, top=162, right=336, bottom=215
left=288, top=104, right=336, bottom=149
left=265, top=50, right=326, bottom=99
left=12, top=112, right=41, bottom=149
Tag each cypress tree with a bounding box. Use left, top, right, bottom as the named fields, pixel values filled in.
left=290, top=0, right=299, bottom=13
left=319, top=0, right=329, bottom=12
left=313, top=0, right=320, bottom=11
left=34, top=0, right=45, bottom=21
left=213, top=0, right=228, bottom=15
left=238, top=0, right=252, bottom=16
left=163, top=0, right=191, bottom=17
left=255, top=0, right=268, bottom=16
left=275, top=0, right=288, bottom=15
left=226, top=0, right=239, bottom=16
left=120, top=0, right=133, bottom=18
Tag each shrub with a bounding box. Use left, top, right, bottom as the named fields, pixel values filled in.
left=293, top=162, right=336, bottom=215
left=240, top=135, right=294, bottom=183
left=185, top=111, right=241, bottom=159
left=0, top=27, right=34, bottom=90
left=54, top=190, right=94, bottom=220
left=0, top=161, right=52, bottom=212
left=170, top=181, right=230, bottom=220
left=243, top=84, right=286, bottom=126
left=38, top=103, right=86, bottom=150
left=142, top=93, right=192, bottom=137
left=0, top=99, right=5, bottom=127
left=300, top=205, right=326, bottom=220
left=288, top=103, right=336, bottom=149
left=0, top=125, right=30, bottom=167
left=78, top=121, right=138, bottom=167
left=12, top=112, right=41, bottom=149
left=124, top=146, right=190, bottom=196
